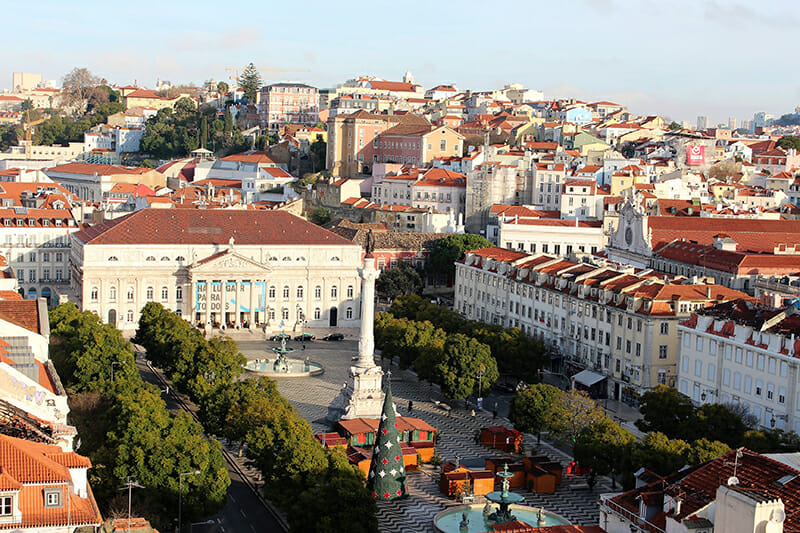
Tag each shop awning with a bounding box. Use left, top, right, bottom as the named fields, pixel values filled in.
left=572, top=369, right=607, bottom=387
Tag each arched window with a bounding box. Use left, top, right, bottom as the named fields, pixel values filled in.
left=331, top=286, right=338, bottom=299
left=161, top=287, right=169, bottom=301
left=146, top=286, right=154, bottom=301
left=127, top=287, right=134, bottom=301
left=161, top=256, right=170, bottom=261
left=268, top=308, right=276, bottom=320
left=109, top=286, right=117, bottom=301
left=296, top=286, right=304, bottom=300
left=176, top=256, right=185, bottom=262
left=282, top=286, right=290, bottom=300
left=330, top=256, right=340, bottom=262
left=282, top=256, right=291, bottom=261
left=268, top=286, right=276, bottom=300
left=281, top=307, right=289, bottom=320
left=346, top=307, right=353, bottom=320
left=176, top=286, right=183, bottom=300
left=127, top=310, right=134, bottom=323
left=347, top=285, right=354, bottom=299
left=145, top=256, right=156, bottom=262
left=108, top=256, right=118, bottom=261
left=90, top=287, right=98, bottom=301
left=314, top=308, right=321, bottom=320
left=314, top=286, right=321, bottom=300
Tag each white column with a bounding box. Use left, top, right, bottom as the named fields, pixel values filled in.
left=356, top=256, right=379, bottom=369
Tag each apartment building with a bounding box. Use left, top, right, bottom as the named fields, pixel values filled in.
left=258, top=82, right=320, bottom=133
left=677, top=299, right=800, bottom=434
left=454, top=247, right=748, bottom=405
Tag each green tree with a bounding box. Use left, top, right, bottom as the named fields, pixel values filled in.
left=687, top=438, right=730, bottom=465
left=0, top=124, right=20, bottom=151
left=238, top=63, right=262, bottom=103
left=548, top=389, right=605, bottom=445
left=668, top=121, right=682, bottom=131
left=777, top=136, right=800, bottom=151
left=633, top=432, right=691, bottom=476
left=217, top=81, right=229, bottom=95
left=308, top=206, right=331, bottom=225
left=20, top=98, right=34, bottom=112
left=310, top=137, right=327, bottom=172
left=375, top=316, right=445, bottom=368
left=508, top=383, right=561, bottom=442
left=419, top=333, right=498, bottom=400
left=635, top=384, right=694, bottom=438
left=427, top=233, right=492, bottom=279
left=687, top=403, right=747, bottom=447
left=288, top=450, right=378, bottom=533
left=376, top=262, right=424, bottom=300
left=574, top=417, right=635, bottom=488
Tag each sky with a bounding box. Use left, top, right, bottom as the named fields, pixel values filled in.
left=2, top=0, right=798, bottom=125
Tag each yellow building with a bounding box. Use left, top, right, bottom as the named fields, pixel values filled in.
left=123, top=89, right=194, bottom=111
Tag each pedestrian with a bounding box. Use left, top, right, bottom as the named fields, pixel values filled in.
left=471, top=409, right=475, bottom=418
left=302, top=343, right=306, bottom=351
left=408, top=400, right=413, bottom=413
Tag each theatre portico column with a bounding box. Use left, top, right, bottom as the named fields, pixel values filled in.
left=205, top=278, right=212, bottom=325
left=249, top=279, right=256, bottom=326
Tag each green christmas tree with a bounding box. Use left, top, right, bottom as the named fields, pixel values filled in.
left=366, top=374, right=408, bottom=500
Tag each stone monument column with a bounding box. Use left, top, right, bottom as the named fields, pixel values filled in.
left=327, top=254, right=385, bottom=422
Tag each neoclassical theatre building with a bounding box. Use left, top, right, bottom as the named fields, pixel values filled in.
left=70, top=209, right=364, bottom=331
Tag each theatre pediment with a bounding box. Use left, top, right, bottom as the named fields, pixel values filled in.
left=189, top=250, right=271, bottom=274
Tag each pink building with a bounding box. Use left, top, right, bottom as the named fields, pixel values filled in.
left=258, top=83, right=319, bottom=133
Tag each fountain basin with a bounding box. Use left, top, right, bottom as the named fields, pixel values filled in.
left=243, top=358, right=324, bottom=378
left=433, top=504, right=570, bottom=533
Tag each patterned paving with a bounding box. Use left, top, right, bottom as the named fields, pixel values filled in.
left=234, top=336, right=612, bottom=532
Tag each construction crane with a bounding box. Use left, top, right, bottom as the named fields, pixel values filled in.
left=22, top=109, right=45, bottom=159
left=226, top=64, right=312, bottom=84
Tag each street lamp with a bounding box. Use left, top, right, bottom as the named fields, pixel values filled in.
left=476, top=364, right=486, bottom=409
left=700, top=389, right=716, bottom=403
left=178, top=470, right=201, bottom=533
left=111, top=361, right=127, bottom=382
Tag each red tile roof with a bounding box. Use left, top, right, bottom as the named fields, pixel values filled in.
left=72, top=209, right=358, bottom=247
left=46, top=162, right=152, bottom=176
left=219, top=151, right=278, bottom=164
left=648, top=217, right=800, bottom=253
left=0, top=300, right=43, bottom=334
left=0, top=435, right=101, bottom=530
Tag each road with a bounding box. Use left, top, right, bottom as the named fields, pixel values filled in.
left=133, top=352, right=285, bottom=533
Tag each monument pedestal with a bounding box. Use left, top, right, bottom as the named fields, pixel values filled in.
left=327, top=364, right=384, bottom=421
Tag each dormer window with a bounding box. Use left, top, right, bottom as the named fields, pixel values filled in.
left=44, top=488, right=61, bottom=508
left=2, top=218, right=9, bottom=227
left=42, top=219, right=50, bottom=227
left=55, top=219, right=63, bottom=227
left=15, top=219, right=22, bottom=227
left=27, top=218, right=35, bottom=226
left=0, top=495, right=12, bottom=515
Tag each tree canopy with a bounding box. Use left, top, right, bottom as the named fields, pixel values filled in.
left=376, top=262, right=424, bottom=300
left=426, top=233, right=492, bottom=278
left=61, top=67, right=101, bottom=111
left=48, top=303, right=229, bottom=529
left=238, top=63, right=262, bottom=103
left=777, top=136, right=800, bottom=151
left=508, top=383, right=561, bottom=438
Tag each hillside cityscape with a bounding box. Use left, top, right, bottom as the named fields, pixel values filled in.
left=1, top=43, right=800, bottom=533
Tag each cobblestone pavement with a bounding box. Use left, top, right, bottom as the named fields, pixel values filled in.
left=235, top=335, right=613, bottom=532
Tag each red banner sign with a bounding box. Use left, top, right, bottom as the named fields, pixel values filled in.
left=686, top=145, right=705, bottom=166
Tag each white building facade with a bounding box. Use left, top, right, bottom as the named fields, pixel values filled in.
left=677, top=299, right=800, bottom=434
left=70, top=209, right=364, bottom=331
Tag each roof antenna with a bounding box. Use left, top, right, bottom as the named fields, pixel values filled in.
left=725, top=448, right=743, bottom=486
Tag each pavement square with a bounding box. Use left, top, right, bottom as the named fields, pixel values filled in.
left=234, top=334, right=611, bottom=533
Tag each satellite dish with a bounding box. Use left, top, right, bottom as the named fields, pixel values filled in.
left=727, top=476, right=739, bottom=486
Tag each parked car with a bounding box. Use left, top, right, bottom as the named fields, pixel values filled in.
left=294, top=333, right=315, bottom=342
left=321, top=333, right=344, bottom=341
left=269, top=333, right=291, bottom=341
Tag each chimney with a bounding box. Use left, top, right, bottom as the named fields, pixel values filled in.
left=706, top=285, right=712, bottom=299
